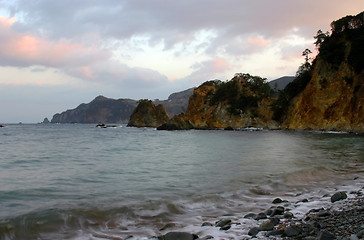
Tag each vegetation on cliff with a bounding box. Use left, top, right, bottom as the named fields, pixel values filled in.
left=208, top=73, right=272, bottom=115
left=278, top=11, right=364, bottom=131
left=160, top=73, right=278, bottom=130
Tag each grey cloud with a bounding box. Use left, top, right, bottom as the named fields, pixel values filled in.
left=6, top=0, right=361, bottom=47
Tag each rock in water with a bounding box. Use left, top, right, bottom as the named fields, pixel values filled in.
left=259, top=220, right=274, bottom=231
left=158, top=232, right=198, bottom=240
left=331, top=191, right=347, bottom=203
left=42, top=117, right=50, bottom=123
left=127, top=99, right=169, bottom=128
left=248, top=227, right=260, bottom=236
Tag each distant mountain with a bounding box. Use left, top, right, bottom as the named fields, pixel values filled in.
left=269, top=76, right=295, bottom=91
left=155, top=88, right=195, bottom=117
left=50, top=88, right=194, bottom=123
left=51, top=96, right=138, bottom=123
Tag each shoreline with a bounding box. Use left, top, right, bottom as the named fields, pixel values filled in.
left=155, top=178, right=364, bottom=240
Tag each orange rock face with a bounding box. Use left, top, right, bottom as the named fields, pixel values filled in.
left=282, top=56, right=364, bottom=131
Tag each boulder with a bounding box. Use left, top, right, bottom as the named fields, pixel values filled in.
left=284, top=224, right=302, bottom=237
left=259, top=220, right=274, bottom=231
left=215, top=219, right=232, bottom=230
left=248, top=227, right=260, bottom=236
left=317, top=230, right=336, bottom=240
left=330, top=191, right=347, bottom=203
left=158, top=232, right=198, bottom=240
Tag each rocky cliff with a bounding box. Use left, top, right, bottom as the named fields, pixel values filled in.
left=159, top=74, right=279, bottom=130
left=281, top=12, right=363, bottom=131
left=159, top=12, right=363, bottom=131
left=127, top=100, right=169, bottom=128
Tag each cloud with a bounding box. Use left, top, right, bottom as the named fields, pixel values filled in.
left=0, top=14, right=171, bottom=93
left=184, top=58, right=231, bottom=84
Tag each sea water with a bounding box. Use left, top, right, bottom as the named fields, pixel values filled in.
left=0, top=124, right=363, bottom=239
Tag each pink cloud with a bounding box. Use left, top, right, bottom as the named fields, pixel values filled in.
left=0, top=15, right=110, bottom=69
left=212, top=58, right=229, bottom=72
left=246, top=35, right=269, bottom=48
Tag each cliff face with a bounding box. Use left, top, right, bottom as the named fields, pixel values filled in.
left=127, top=100, right=169, bottom=128
left=160, top=74, right=279, bottom=130
left=282, top=14, right=364, bottom=131
left=282, top=61, right=363, bottom=131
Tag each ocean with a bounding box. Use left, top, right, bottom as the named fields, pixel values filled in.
left=0, top=124, right=363, bottom=239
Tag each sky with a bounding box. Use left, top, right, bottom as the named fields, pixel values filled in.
left=0, top=0, right=362, bottom=123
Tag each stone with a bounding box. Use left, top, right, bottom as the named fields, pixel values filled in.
left=317, top=230, right=336, bottom=240
left=158, top=232, right=198, bottom=240
left=350, top=234, right=359, bottom=240
left=284, top=224, right=301, bottom=237
left=215, top=219, right=231, bottom=228
left=357, top=229, right=364, bottom=238
left=269, top=217, right=280, bottom=226
left=284, top=211, right=294, bottom=219
left=201, top=222, right=213, bottom=227
left=215, top=219, right=231, bottom=230
left=271, top=206, right=285, bottom=216
left=259, top=220, right=274, bottom=231
left=272, top=198, right=283, bottom=204
left=331, top=191, right=347, bottom=203
left=248, top=227, right=260, bottom=236
left=267, top=229, right=285, bottom=236
left=244, top=213, right=257, bottom=219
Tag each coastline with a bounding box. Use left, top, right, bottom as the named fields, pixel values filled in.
left=156, top=177, right=364, bottom=240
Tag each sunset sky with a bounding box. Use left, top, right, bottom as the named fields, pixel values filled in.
left=0, top=0, right=362, bottom=123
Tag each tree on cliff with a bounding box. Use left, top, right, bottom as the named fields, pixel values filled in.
left=209, top=73, right=272, bottom=115
left=272, top=11, right=364, bottom=123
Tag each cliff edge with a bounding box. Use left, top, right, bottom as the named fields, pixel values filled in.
left=281, top=12, right=363, bottom=131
